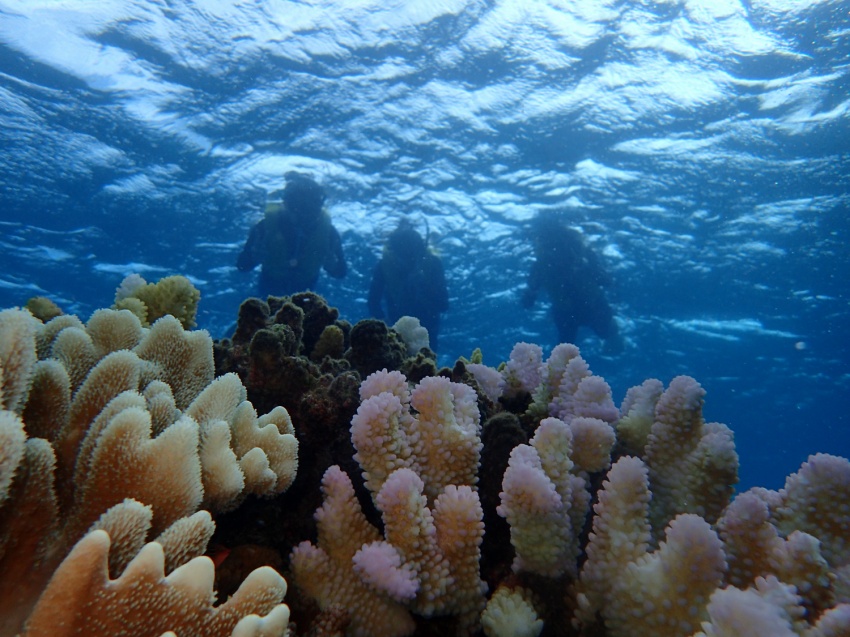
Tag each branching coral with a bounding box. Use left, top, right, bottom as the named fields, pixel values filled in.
left=497, top=417, right=589, bottom=578
left=114, top=274, right=201, bottom=330
left=292, top=371, right=487, bottom=636
left=352, top=369, right=482, bottom=503
left=452, top=342, right=844, bottom=636
left=574, top=456, right=727, bottom=637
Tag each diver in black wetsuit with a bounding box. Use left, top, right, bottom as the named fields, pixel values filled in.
left=237, top=173, right=346, bottom=296
left=368, top=218, right=449, bottom=351
left=522, top=214, right=623, bottom=352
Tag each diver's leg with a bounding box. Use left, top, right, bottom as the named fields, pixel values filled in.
left=551, top=304, right=579, bottom=345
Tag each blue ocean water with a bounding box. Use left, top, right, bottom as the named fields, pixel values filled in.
left=0, top=0, right=847, bottom=493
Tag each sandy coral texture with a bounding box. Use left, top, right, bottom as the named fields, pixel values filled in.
left=0, top=306, right=296, bottom=637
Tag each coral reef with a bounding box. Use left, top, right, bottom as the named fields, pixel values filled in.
left=114, top=273, right=201, bottom=329
left=3, top=290, right=849, bottom=637
left=0, top=306, right=295, bottom=636
left=497, top=417, right=591, bottom=578
left=24, top=296, right=63, bottom=322
left=287, top=335, right=848, bottom=636
left=392, top=316, right=430, bottom=355
left=290, top=371, right=487, bottom=636
left=210, top=293, right=441, bottom=575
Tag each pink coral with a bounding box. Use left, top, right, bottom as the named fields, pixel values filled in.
left=498, top=444, right=571, bottom=576
left=693, top=576, right=803, bottom=637
left=466, top=363, right=503, bottom=402
left=351, top=370, right=481, bottom=503
left=500, top=342, right=543, bottom=398
left=646, top=375, right=738, bottom=534
left=291, top=464, right=486, bottom=636
left=289, top=466, right=415, bottom=637
left=352, top=541, right=418, bottom=602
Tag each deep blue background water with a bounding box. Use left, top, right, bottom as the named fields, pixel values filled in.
left=1, top=0, right=848, bottom=493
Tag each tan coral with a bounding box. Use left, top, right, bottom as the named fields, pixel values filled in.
left=50, top=323, right=98, bottom=392
left=0, top=308, right=38, bottom=413
left=113, top=274, right=201, bottom=330
left=185, top=373, right=299, bottom=511
left=35, top=313, right=83, bottom=359
left=0, top=394, right=208, bottom=632
left=24, top=296, right=62, bottom=323
left=232, top=403, right=298, bottom=495
left=20, top=529, right=288, bottom=637
left=0, top=302, right=297, bottom=637
left=134, top=314, right=214, bottom=410
left=0, top=433, right=60, bottom=636
left=0, top=409, right=26, bottom=502
left=57, top=350, right=143, bottom=488
left=86, top=308, right=144, bottom=358
left=67, top=407, right=204, bottom=541
left=20, top=358, right=70, bottom=441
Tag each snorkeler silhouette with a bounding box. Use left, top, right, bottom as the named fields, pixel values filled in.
left=522, top=214, right=623, bottom=353
left=368, top=218, right=449, bottom=351
left=237, top=172, right=346, bottom=296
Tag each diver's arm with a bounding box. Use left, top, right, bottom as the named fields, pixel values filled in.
left=236, top=221, right=264, bottom=271
left=368, top=263, right=385, bottom=318
left=323, top=226, right=347, bottom=278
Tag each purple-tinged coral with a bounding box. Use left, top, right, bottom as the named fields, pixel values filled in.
left=291, top=464, right=486, bottom=636
left=718, top=490, right=836, bottom=615
left=500, top=342, right=543, bottom=399
left=352, top=370, right=481, bottom=504
left=576, top=455, right=726, bottom=637
left=646, top=375, right=738, bottom=534
left=353, top=541, right=419, bottom=602
left=466, top=362, right=503, bottom=403
left=289, top=466, right=414, bottom=637
left=692, top=575, right=806, bottom=637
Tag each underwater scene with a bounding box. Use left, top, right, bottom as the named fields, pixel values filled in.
left=0, top=1, right=848, bottom=636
